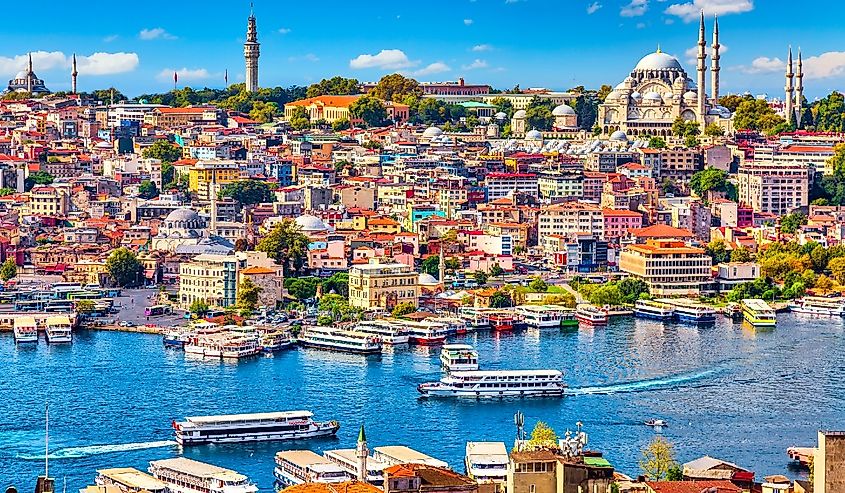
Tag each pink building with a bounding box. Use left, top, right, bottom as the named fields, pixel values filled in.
left=602, top=208, right=643, bottom=240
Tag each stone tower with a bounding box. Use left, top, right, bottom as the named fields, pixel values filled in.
left=71, top=54, right=78, bottom=94
left=785, top=46, right=794, bottom=123
left=795, top=49, right=804, bottom=127
left=696, top=11, right=707, bottom=125
left=356, top=425, right=368, bottom=482
left=26, top=53, right=33, bottom=94
left=244, top=4, right=260, bottom=93
left=710, top=15, right=720, bottom=105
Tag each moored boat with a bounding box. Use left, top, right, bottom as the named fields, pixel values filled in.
left=259, top=329, right=294, bottom=353
left=354, top=320, right=410, bottom=345
left=173, top=410, right=340, bottom=446
left=575, top=304, right=608, bottom=326
left=418, top=369, right=566, bottom=398
left=657, top=299, right=717, bottom=324
left=323, top=448, right=389, bottom=486
left=148, top=457, right=257, bottom=493
left=741, top=299, right=777, bottom=328
left=488, top=312, right=516, bottom=332
left=516, top=305, right=576, bottom=329
left=403, top=320, right=448, bottom=345
left=95, top=467, right=168, bottom=493
left=274, top=450, right=349, bottom=487
left=788, top=296, right=845, bottom=316
left=634, top=300, right=675, bottom=321
left=13, top=316, right=38, bottom=343
left=298, top=325, right=382, bottom=354
left=428, top=316, right=467, bottom=335
left=440, top=344, right=479, bottom=372
left=457, top=307, right=490, bottom=331
left=163, top=328, right=192, bottom=348
left=45, top=315, right=72, bottom=344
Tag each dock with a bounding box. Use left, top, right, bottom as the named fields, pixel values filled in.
left=787, top=446, right=816, bottom=466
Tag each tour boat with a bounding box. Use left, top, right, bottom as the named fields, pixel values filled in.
left=427, top=316, right=468, bottom=335
left=741, top=299, right=777, bottom=328
left=323, top=449, right=389, bottom=486
left=440, top=344, right=480, bottom=372
left=354, top=320, right=410, bottom=345
left=788, top=296, right=845, bottom=316
left=645, top=419, right=667, bottom=427
left=163, top=328, right=192, bottom=348
left=274, top=450, right=349, bottom=487
left=95, top=467, right=168, bottom=493
left=298, top=325, right=382, bottom=354
left=418, top=369, right=566, bottom=398
left=655, top=299, right=718, bottom=324
left=45, top=315, right=72, bottom=344
left=457, top=307, right=490, bottom=331
left=221, top=335, right=260, bottom=359
left=173, top=410, right=340, bottom=446
left=259, top=329, right=294, bottom=353
left=184, top=327, right=227, bottom=358
left=13, top=316, right=38, bottom=343
left=575, top=304, right=608, bottom=326
left=634, top=300, right=675, bottom=321
left=404, top=320, right=449, bottom=345
left=148, top=457, right=257, bottom=493
left=516, top=305, right=576, bottom=329
left=488, top=312, right=516, bottom=332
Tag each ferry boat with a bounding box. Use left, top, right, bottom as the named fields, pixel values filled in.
left=259, top=329, right=294, bottom=353
left=574, top=304, right=608, bottom=326
left=516, top=305, right=576, bottom=329
left=428, top=316, right=467, bottom=335
left=274, top=450, right=349, bottom=487
left=298, top=325, right=382, bottom=354
left=741, top=299, right=777, bottom=328
left=163, top=328, right=192, bottom=348
left=173, top=411, right=340, bottom=445
left=13, top=316, right=38, bottom=343
left=404, top=320, right=448, bottom=345
left=184, top=327, right=227, bottom=358
left=95, top=467, right=168, bottom=493
left=458, top=307, right=490, bottom=331
left=45, top=315, right=72, bottom=344
left=418, top=369, right=566, bottom=398
left=323, top=449, right=389, bottom=486
left=440, top=344, right=479, bottom=372
left=488, top=312, right=516, bottom=332
left=665, top=301, right=717, bottom=324
left=148, top=457, right=257, bottom=493
left=355, top=320, right=410, bottom=345
left=221, top=335, right=260, bottom=359
left=634, top=300, right=675, bottom=321
left=788, top=296, right=845, bottom=316
left=465, top=442, right=508, bottom=486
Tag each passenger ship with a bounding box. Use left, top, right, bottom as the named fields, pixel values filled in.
left=634, top=300, right=675, bottom=321
left=574, top=304, right=608, bottom=326
left=184, top=330, right=260, bottom=359
left=173, top=411, right=340, bottom=445
left=427, top=316, right=468, bottom=335
left=403, top=320, right=448, bottom=345
left=259, top=329, right=294, bottom=353
left=323, top=449, right=389, bottom=486
left=516, top=305, right=577, bottom=329
left=45, top=315, right=72, bottom=344
left=488, top=311, right=516, bottom=332
left=148, top=457, right=257, bottom=493
left=95, top=467, right=168, bottom=493
left=440, top=344, right=479, bottom=372
left=274, top=450, right=349, bottom=487
left=458, top=307, right=490, bottom=331
left=13, top=316, right=38, bottom=343
left=354, top=320, right=410, bottom=345
left=741, top=299, right=777, bottom=328
left=663, top=300, right=717, bottom=323
left=163, top=328, right=193, bottom=348
left=298, top=325, right=382, bottom=354
left=418, top=369, right=566, bottom=398
left=788, top=296, right=845, bottom=316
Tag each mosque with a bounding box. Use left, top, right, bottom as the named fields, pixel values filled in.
left=597, top=12, right=732, bottom=137
left=4, top=53, right=51, bottom=96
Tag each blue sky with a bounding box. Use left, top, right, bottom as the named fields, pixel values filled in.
left=2, top=0, right=844, bottom=99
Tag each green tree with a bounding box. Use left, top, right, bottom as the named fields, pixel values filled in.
left=0, top=258, right=16, bottom=281
left=617, top=277, right=649, bottom=303
left=306, top=77, right=360, bottom=98
left=106, top=247, right=143, bottom=287
left=815, top=274, right=834, bottom=293
left=718, top=94, right=754, bottom=112
left=572, top=93, right=598, bottom=130
left=706, top=239, right=731, bottom=264
left=472, top=270, right=489, bottom=285
left=525, top=98, right=554, bottom=131
left=704, top=123, right=725, bottom=137
left=527, top=421, right=558, bottom=449
left=780, top=212, right=807, bottom=234
left=813, top=91, right=845, bottom=132
left=671, top=116, right=700, bottom=138
left=161, top=162, right=175, bottom=186
left=597, top=84, right=613, bottom=102
left=666, top=465, right=683, bottom=481
left=318, top=293, right=356, bottom=323
left=391, top=302, right=417, bottom=317
left=734, top=98, right=788, bottom=135
left=249, top=100, right=279, bottom=123
left=490, top=263, right=505, bottom=278
left=289, top=106, right=311, bottom=131
left=648, top=136, right=667, bottom=149
left=24, top=171, right=54, bottom=191
left=74, top=299, right=96, bottom=315
left=190, top=299, right=209, bottom=317
left=420, top=256, right=441, bottom=276
left=640, top=436, right=679, bottom=480
left=142, top=139, right=182, bottom=163
left=489, top=291, right=512, bottom=308
left=730, top=246, right=754, bottom=263
left=256, top=219, right=310, bottom=275
left=828, top=256, right=845, bottom=284
left=220, top=179, right=273, bottom=205
left=689, top=167, right=729, bottom=198
left=349, top=95, right=388, bottom=127
left=369, top=73, right=422, bottom=102
left=332, top=118, right=351, bottom=131
left=237, top=278, right=263, bottom=313
left=528, top=277, right=548, bottom=292
left=490, top=97, right=514, bottom=119
left=321, top=272, right=349, bottom=297
left=684, top=135, right=700, bottom=148
left=284, top=277, right=319, bottom=300
left=138, top=180, right=159, bottom=199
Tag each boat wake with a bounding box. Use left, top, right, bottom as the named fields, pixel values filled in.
left=567, top=368, right=720, bottom=396
left=18, top=440, right=177, bottom=460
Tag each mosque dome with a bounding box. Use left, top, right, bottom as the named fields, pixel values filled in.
left=552, top=104, right=576, bottom=116
left=526, top=129, right=543, bottom=140
left=295, top=214, right=330, bottom=232
left=166, top=208, right=200, bottom=224
left=683, top=90, right=698, bottom=101
left=643, top=91, right=662, bottom=102
left=512, top=109, right=527, bottom=119
left=634, top=51, right=684, bottom=72
left=13, top=70, right=28, bottom=81
left=631, top=91, right=642, bottom=101
left=609, top=130, right=628, bottom=142
left=418, top=273, right=439, bottom=285
left=494, top=112, right=508, bottom=120
left=606, top=90, right=624, bottom=101
left=422, top=126, right=443, bottom=138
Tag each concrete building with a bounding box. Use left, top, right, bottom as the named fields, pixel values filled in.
left=537, top=172, right=583, bottom=201
left=619, top=239, right=712, bottom=296
left=383, top=463, right=484, bottom=493
left=507, top=449, right=614, bottom=493
left=485, top=173, right=538, bottom=200
left=815, top=430, right=845, bottom=493
left=29, top=186, right=69, bottom=216
left=348, top=259, right=419, bottom=311
left=737, top=162, right=809, bottom=215
left=188, top=160, right=240, bottom=201
left=179, top=254, right=242, bottom=309
left=538, top=203, right=604, bottom=240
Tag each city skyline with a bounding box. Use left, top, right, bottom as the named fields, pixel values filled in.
left=1, top=0, right=844, bottom=98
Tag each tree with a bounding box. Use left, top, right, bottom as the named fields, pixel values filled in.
left=249, top=100, right=279, bottom=123
left=706, top=239, right=731, bottom=264
left=138, top=180, right=159, bottom=199
left=318, top=293, right=357, bottom=323
left=828, top=256, right=845, bottom=284
left=24, top=171, right=54, bottom=191
left=617, top=278, right=649, bottom=303
left=666, top=466, right=683, bottom=481
left=704, top=123, right=725, bottom=137
left=369, top=74, right=422, bottom=102
left=220, top=179, right=273, bottom=205
left=190, top=299, right=209, bottom=317
left=349, top=95, right=388, bottom=127
left=525, top=98, right=554, bottom=131
left=74, top=299, right=96, bottom=315
left=420, top=256, right=441, bottom=277
left=142, top=139, right=182, bottom=163
left=528, top=277, right=548, bottom=292
left=815, top=274, right=834, bottom=294
left=684, top=135, right=700, bottom=148
left=106, top=247, right=143, bottom=287
left=256, top=219, right=310, bottom=275
left=284, top=277, right=319, bottom=300
left=813, top=91, right=845, bottom=132
left=660, top=177, right=680, bottom=196
left=0, top=258, right=16, bottom=281
left=718, top=94, right=754, bottom=112
left=237, top=278, right=262, bottom=312
left=572, top=93, right=598, bottom=130
left=161, top=162, right=175, bottom=186
left=490, top=263, right=505, bottom=278
left=490, top=97, right=514, bottom=119
left=332, top=118, right=351, bottom=131
left=321, top=272, right=349, bottom=297
left=730, top=246, right=754, bottom=263
left=527, top=421, right=558, bottom=449
left=391, top=302, right=417, bottom=317
left=689, top=167, right=729, bottom=199
left=640, top=436, right=679, bottom=480
left=648, top=136, right=667, bottom=149
left=597, top=84, right=613, bottom=102
left=734, top=98, right=788, bottom=135
left=780, top=212, right=807, bottom=234
left=306, top=77, right=360, bottom=98
left=472, top=270, right=489, bottom=285
left=489, top=291, right=512, bottom=308
left=289, top=106, right=311, bottom=131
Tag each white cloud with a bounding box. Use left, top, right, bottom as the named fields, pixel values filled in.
left=157, top=67, right=212, bottom=82
left=0, top=51, right=138, bottom=77
left=77, top=52, right=139, bottom=75
left=349, top=49, right=416, bottom=70
left=636, top=22, right=647, bottom=29
left=738, top=56, right=784, bottom=74
left=103, top=34, right=119, bottom=43
left=461, top=59, right=488, bottom=70
left=288, top=53, right=320, bottom=63
left=665, top=0, right=753, bottom=22
left=139, top=27, right=176, bottom=40
left=620, top=0, right=648, bottom=17
left=803, top=51, right=845, bottom=80
left=413, top=62, right=451, bottom=77
left=472, top=44, right=493, bottom=52
left=586, top=2, right=602, bottom=14
left=685, top=44, right=729, bottom=64
left=463, top=19, right=474, bottom=25
left=278, top=28, right=291, bottom=34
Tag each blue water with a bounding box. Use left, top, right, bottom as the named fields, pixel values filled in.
left=2, top=314, right=843, bottom=489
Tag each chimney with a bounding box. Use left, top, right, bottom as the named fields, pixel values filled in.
left=459, top=77, right=465, bottom=86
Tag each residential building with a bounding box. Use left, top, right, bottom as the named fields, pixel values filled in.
left=188, top=160, right=240, bottom=201
left=147, top=107, right=221, bottom=129
left=537, top=172, right=583, bottom=201
left=643, top=481, right=741, bottom=493
left=650, top=147, right=704, bottom=192
left=737, top=161, right=809, bottom=215
left=29, top=186, right=68, bottom=216
left=179, top=254, right=242, bottom=309
left=485, top=173, right=538, bottom=200
left=281, top=482, right=382, bottom=493
left=485, top=222, right=528, bottom=251
left=619, top=239, right=712, bottom=296
left=239, top=266, right=283, bottom=308
left=538, top=202, right=604, bottom=240
left=682, top=456, right=754, bottom=488
left=715, top=262, right=760, bottom=292
left=284, top=95, right=409, bottom=124
left=602, top=209, right=643, bottom=240
left=586, top=151, right=638, bottom=173
left=348, top=259, right=419, bottom=310
left=383, top=463, right=484, bottom=493
left=507, top=448, right=614, bottom=493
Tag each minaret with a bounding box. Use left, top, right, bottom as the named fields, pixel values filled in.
left=356, top=425, right=368, bottom=483
left=696, top=11, right=707, bottom=124
left=71, top=54, right=78, bottom=94
left=438, top=245, right=445, bottom=284
left=710, top=15, right=720, bottom=105
left=785, top=47, right=794, bottom=123
left=27, top=53, right=33, bottom=94
left=244, top=3, right=260, bottom=93
left=795, top=48, right=804, bottom=128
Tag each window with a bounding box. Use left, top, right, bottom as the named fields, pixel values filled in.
left=529, top=485, right=536, bottom=493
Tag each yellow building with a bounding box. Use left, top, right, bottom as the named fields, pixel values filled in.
left=29, top=186, right=68, bottom=216
left=348, top=259, right=419, bottom=310
left=178, top=254, right=241, bottom=309
left=486, top=222, right=529, bottom=250
left=188, top=160, right=240, bottom=201
left=367, top=216, right=402, bottom=235
left=284, top=95, right=409, bottom=124
left=619, top=239, right=712, bottom=296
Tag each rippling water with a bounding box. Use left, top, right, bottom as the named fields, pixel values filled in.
left=2, top=314, right=842, bottom=489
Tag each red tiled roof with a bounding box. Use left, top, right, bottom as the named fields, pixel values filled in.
left=631, top=224, right=694, bottom=238
left=645, top=480, right=742, bottom=493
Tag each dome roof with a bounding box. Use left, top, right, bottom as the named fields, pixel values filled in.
left=295, top=214, right=329, bottom=232
left=494, top=112, right=508, bottom=119
left=631, top=91, right=642, bottom=100
left=525, top=129, right=543, bottom=139
left=165, top=208, right=200, bottom=223
left=643, top=91, right=662, bottom=101
left=13, top=70, right=28, bottom=80
left=635, top=51, right=683, bottom=72
left=606, top=90, right=624, bottom=101
left=552, top=104, right=576, bottom=116
left=512, top=109, right=527, bottom=119
left=683, top=90, right=698, bottom=101
left=418, top=273, right=439, bottom=285
left=609, top=130, right=628, bottom=142
left=422, top=126, right=443, bottom=138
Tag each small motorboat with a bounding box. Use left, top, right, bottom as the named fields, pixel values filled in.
left=645, top=419, right=667, bottom=427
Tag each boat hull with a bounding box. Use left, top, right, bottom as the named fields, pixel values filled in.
left=633, top=309, right=675, bottom=321
left=576, top=315, right=607, bottom=326
left=299, top=341, right=381, bottom=355
left=675, top=312, right=717, bottom=323
left=177, top=423, right=340, bottom=446
left=418, top=387, right=565, bottom=399
left=409, top=336, right=447, bottom=346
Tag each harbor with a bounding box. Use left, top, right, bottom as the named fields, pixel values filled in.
left=1, top=311, right=839, bottom=490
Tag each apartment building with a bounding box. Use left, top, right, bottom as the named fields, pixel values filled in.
left=537, top=172, right=583, bottom=201
left=348, top=259, right=419, bottom=310
left=619, top=239, right=712, bottom=296
left=737, top=161, right=809, bottom=215
left=485, top=173, right=538, bottom=200
left=538, top=202, right=604, bottom=240
left=179, top=254, right=242, bottom=309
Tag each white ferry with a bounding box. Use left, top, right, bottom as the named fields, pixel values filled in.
left=440, top=344, right=479, bottom=372
left=488, top=311, right=516, bottom=332
left=788, top=296, right=845, bottom=316
left=634, top=300, right=675, bottom=321
left=148, top=457, right=257, bottom=493
left=184, top=327, right=227, bottom=358
left=298, top=326, right=382, bottom=354
left=428, top=316, right=468, bottom=335
left=163, top=328, right=193, bottom=348
left=274, top=450, right=349, bottom=487
left=323, top=449, right=389, bottom=486
left=465, top=442, right=508, bottom=486
left=259, top=329, right=294, bottom=353
left=13, top=316, right=38, bottom=343
left=516, top=305, right=577, bottom=329
left=657, top=299, right=717, bottom=324
left=575, top=304, right=608, bottom=326
left=458, top=307, right=490, bottom=331
left=95, top=467, right=168, bottom=493
left=45, top=315, right=72, bottom=344
left=355, top=320, right=410, bottom=345
left=221, top=335, right=260, bottom=359
left=418, top=369, right=566, bottom=398
left=403, top=320, right=448, bottom=345
left=173, top=410, right=340, bottom=445
left=741, top=299, right=777, bottom=328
